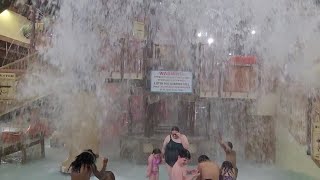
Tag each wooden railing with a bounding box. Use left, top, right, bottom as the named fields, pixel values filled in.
left=0, top=53, right=39, bottom=72
left=0, top=94, right=49, bottom=117
left=0, top=53, right=48, bottom=117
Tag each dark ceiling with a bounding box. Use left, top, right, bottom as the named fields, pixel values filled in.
left=0, top=0, right=14, bottom=14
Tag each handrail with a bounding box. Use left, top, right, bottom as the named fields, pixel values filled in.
left=0, top=94, right=50, bottom=118
left=0, top=53, right=39, bottom=71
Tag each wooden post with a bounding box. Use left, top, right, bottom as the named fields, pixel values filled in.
left=190, top=102, right=195, bottom=136
left=21, top=144, right=27, bottom=164
left=306, top=97, right=312, bottom=155
left=207, top=102, right=211, bottom=139
left=30, top=0, right=41, bottom=53
left=0, top=146, right=2, bottom=165
left=144, top=97, right=155, bottom=138
left=144, top=97, right=149, bottom=137
left=120, top=38, right=125, bottom=80
left=30, top=5, right=36, bottom=52
left=40, top=135, right=45, bottom=158
left=128, top=96, right=133, bottom=135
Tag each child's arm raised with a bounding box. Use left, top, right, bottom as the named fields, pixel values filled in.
left=93, top=157, right=108, bottom=179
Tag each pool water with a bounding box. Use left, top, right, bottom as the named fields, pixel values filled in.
left=0, top=147, right=316, bottom=180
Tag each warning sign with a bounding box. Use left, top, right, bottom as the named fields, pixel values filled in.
left=0, top=73, right=16, bottom=100
left=151, top=71, right=193, bottom=93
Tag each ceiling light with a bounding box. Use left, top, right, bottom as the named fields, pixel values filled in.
left=208, top=38, right=214, bottom=45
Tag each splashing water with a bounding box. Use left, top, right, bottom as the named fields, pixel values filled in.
left=2, top=0, right=320, bottom=179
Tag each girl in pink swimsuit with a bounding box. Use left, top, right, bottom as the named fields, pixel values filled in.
left=147, top=148, right=162, bottom=180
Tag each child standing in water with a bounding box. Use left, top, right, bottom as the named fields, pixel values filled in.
left=219, top=161, right=236, bottom=180
left=171, top=148, right=200, bottom=180
left=146, top=148, right=162, bottom=180
left=69, top=149, right=109, bottom=180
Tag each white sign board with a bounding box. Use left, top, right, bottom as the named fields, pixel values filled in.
left=0, top=73, right=16, bottom=100
left=151, top=71, right=192, bottom=93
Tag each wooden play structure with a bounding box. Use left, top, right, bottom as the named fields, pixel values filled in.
left=0, top=97, right=49, bottom=165
left=1, top=3, right=317, bottom=170
left=0, top=128, right=45, bottom=164
left=0, top=2, right=55, bottom=163
left=0, top=54, right=49, bottom=164
left=310, top=95, right=320, bottom=167
left=117, top=34, right=269, bottom=164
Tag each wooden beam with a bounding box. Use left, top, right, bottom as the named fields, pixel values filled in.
left=0, top=35, right=29, bottom=48
left=0, top=94, right=49, bottom=117
left=0, top=47, right=28, bottom=56
left=0, top=54, right=19, bottom=61
left=0, top=69, right=26, bottom=75
left=0, top=57, right=15, bottom=66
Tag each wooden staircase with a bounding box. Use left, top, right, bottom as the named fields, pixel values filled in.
left=0, top=53, right=47, bottom=117
left=0, top=53, right=40, bottom=78
left=0, top=53, right=49, bottom=164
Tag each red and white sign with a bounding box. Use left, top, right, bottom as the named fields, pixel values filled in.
left=151, top=71, right=193, bottom=93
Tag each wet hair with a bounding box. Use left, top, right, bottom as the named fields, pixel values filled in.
left=101, top=171, right=115, bottom=180
left=227, top=142, right=233, bottom=150
left=69, top=149, right=97, bottom=173
left=178, top=148, right=191, bottom=160
left=198, top=155, right=210, bottom=163
left=171, top=126, right=180, bottom=132
left=152, top=148, right=162, bottom=154
left=221, top=161, right=234, bottom=176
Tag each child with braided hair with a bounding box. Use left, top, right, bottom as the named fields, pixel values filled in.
left=69, top=149, right=110, bottom=180
left=219, top=161, right=236, bottom=180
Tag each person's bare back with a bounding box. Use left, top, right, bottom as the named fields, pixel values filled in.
left=171, top=149, right=200, bottom=180
left=171, top=162, right=185, bottom=180
left=218, top=133, right=238, bottom=179
left=226, top=150, right=237, bottom=169
left=197, top=161, right=220, bottom=180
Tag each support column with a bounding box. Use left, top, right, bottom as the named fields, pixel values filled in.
left=21, top=144, right=27, bottom=164
left=40, top=135, right=45, bottom=158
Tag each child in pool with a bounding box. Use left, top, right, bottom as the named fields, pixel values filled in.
left=171, top=148, right=199, bottom=180
left=101, top=171, right=115, bottom=180
left=219, top=161, right=236, bottom=180
left=146, top=148, right=162, bottom=180
left=69, top=149, right=109, bottom=180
